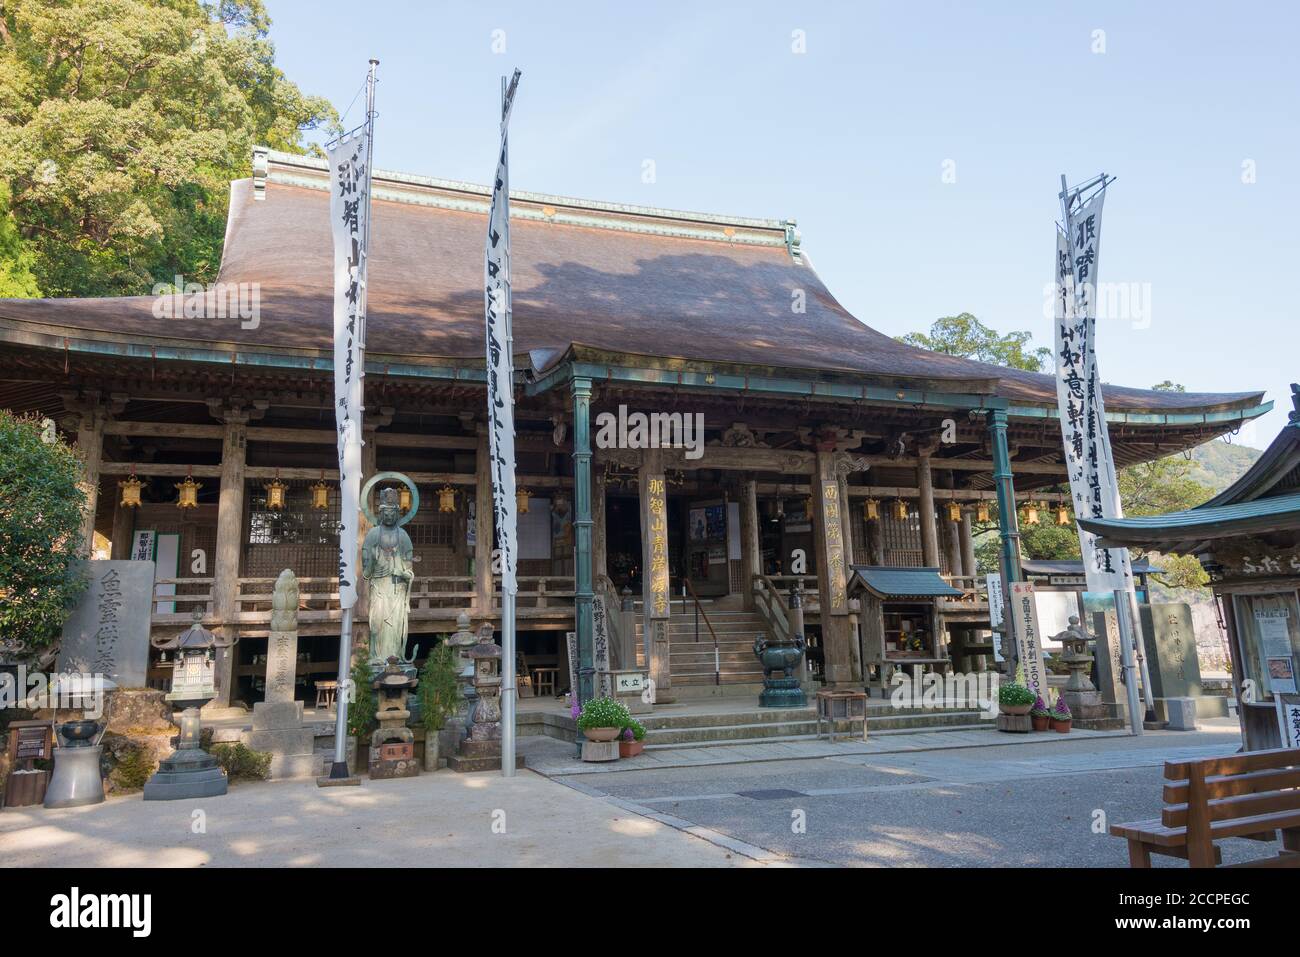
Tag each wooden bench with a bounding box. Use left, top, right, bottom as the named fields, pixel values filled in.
left=1111, top=747, right=1300, bottom=868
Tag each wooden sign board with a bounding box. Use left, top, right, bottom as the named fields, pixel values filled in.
left=6, top=720, right=53, bottom=764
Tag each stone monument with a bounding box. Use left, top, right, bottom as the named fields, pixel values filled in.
left=242, top=570, right=317, bottom=778
left=447, top=624, right=524, bottom=772
left=57, top=560, right=155, bottom=688
left=440, top=612, right=478, bottom=753
left=1140, top=602, right=1226, bottom=720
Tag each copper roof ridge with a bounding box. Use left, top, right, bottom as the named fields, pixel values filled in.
left=256, top=146, right=799, bottom=252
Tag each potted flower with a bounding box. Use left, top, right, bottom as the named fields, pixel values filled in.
left=1050, top=696, right=1073, bottom=733
left=577, top=697, right=631, bottom=743
left=1029, top=695, right=1052, bottom=731
left=620, top=719, right=646, bottom=758
left=998, top=682, right=1035, bottom=716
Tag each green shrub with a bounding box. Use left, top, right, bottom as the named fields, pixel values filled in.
left=419, top=642, right=462, bottom=733
left=109, top=745, right=156, bottom=791
left=621, top=718, right=646, bottom=742
left=207, top=743, right=271, bottom=781
left=346, top=660, right=377, bottom=739
left=577, top=696, right=631, bottom=731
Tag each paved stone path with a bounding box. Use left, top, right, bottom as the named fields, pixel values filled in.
left=535, top=721, right=1270, bottom=867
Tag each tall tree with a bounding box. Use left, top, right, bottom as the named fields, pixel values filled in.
left=898, top=312, right=1052, bottom=372
left=0, top=0, right=337, bottom=297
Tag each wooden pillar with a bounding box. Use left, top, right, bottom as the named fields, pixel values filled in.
left=812, top=448, right=854, bottom=687
left=109, top=496, right=135, bottom=561
left=639, top=447, right=671, bottom=696
left=917, top=452, right=941, bottom=568
left=474, top=430, right=494, bottom=617
left=837, top=472, right=862, bottom=682
left=740, top=477, right=761, bottom=609
left=959, top=511, right=977, bottom=578
left=74, top=411, right=106, bottom=557
left=943, top=474, right=963, bottom=577
left=212, top=412, right=248, bottom=708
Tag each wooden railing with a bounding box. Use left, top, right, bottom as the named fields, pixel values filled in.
left=752, top=573, right=792, bottom=643
left=682, top=578, right=721, bottom=686
left=151, top=574, right=578, bottom=628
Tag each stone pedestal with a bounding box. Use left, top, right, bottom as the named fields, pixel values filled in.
left=244, top=700, right=316, bottom=779
left=1157, top=696, right=1199, bottom=731
left=143, top=708, right=227, bottom=800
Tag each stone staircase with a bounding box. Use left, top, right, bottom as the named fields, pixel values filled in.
left=638, top=703, right=988, bottom=749
left=635, top=605, right=771, bottom=688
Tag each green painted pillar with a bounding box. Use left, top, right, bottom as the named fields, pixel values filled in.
left=571, top=375, right=595, bottom=706
left=987, top=408, right=1023, bottom=583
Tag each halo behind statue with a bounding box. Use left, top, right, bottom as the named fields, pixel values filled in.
left=361, top=471, right=420, bottom=527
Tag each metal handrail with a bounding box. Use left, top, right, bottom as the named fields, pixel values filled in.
left=681, top=577, right=721, bottom=686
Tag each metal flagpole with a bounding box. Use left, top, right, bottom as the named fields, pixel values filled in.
left=328, top=58, right=378, bottom=781
left=1114, top=589, right=1144, bottom=735
left=499, top=74, right=517, bottom=778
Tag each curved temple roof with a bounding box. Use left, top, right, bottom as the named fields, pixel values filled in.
left=0, top=149, right=1265, bottom=421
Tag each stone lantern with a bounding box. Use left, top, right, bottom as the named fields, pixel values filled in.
left=144, top=611, right=232, bottom=800
left=446, top=624, right=523, bottom=772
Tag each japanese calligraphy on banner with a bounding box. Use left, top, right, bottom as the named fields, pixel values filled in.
left=1054, top=185, right=1135, bottom=595
left=645, top=475, right=670, bottom=617
left=1009, top=581, right=1049, bottom=701
left=327, top=126, right=370, bottom=609
left=820, top=480, right=848, bottom=612
left=485, top=70, right=521, bottom=596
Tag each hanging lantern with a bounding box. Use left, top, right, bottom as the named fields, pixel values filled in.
left=263, top=471, right=289, bottom=511
left=976, top=501, right=990, bottom=523
left=863, top=497, right=879, bottom=521
left=516, top=488, right=531, bottom=515
left=1056, top=503, right=1071, bottom=526
left=118, top=467, right=143, bottom=508
left=437, top=485, right=456, bottom=513
left=398, top=485, right=412, bottom=513
left=175, top=467, right=202, bottom=509
left=310, top=472, right=330, bottom=511
left=1022, top=500, right=1040, bottom=526
left=891, top=499, right=909, bottom=521
left=946, top=501, right=962, bottom=523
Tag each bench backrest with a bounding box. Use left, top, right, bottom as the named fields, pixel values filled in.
left=1161, top=748, right=1300, bottom=866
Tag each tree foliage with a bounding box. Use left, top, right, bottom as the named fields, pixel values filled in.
left=0, top=0, right=337, bottom=297
left=899, top=312, right=1052, bottom=372
left=0, top=411, right=89, bottom=657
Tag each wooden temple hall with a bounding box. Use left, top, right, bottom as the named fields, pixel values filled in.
left=0, top=148, right=1271, bottom=709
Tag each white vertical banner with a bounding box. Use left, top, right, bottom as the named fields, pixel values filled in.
left=327, top=126, right=371, bottom=609
left=485, top=70, right=521, bottom=597
left=1054, top=185, right=1135, bottom=596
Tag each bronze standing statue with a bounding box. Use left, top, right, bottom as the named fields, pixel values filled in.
left=362, top=486, right=414, bottom=663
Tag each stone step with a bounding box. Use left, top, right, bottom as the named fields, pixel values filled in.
left=639, top=707, right=814, bottom=730
left=671, top=671, right=767, bottom=685
left=643, top=709, right=986, bottom=745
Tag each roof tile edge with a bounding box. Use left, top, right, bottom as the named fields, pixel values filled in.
left=256, top=146, right=796, bottom=251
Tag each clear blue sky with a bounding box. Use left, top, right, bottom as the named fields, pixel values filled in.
left=266, top=0, right=1297, bottom=445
